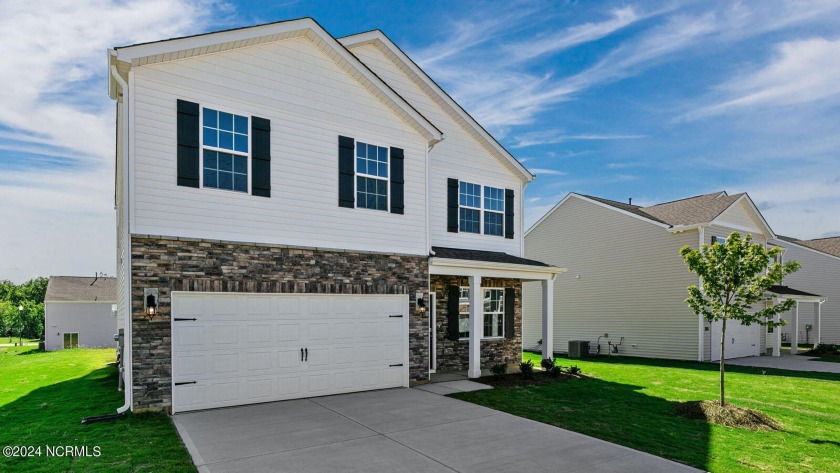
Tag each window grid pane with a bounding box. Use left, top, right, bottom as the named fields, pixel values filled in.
left=203, top=108, right=248, bottom=154
left=356, top=141, right=388, bottom=178
left=459, top=182, right=481, bottom=208
left=357, top=176, right=387, bottom=211
left=484, top=211, right=503, bottom=236
left=203, top=150, right=247, bottom=193
left=484, top=186, right=504, bottom=212
left=482, top=289, right=504, bottom=338
left=459, top=208, right=480, bottom=233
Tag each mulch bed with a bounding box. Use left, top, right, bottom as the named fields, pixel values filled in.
left=477, top=371, right=583, bottom=388
left=674, top=400, right=782, bottom=431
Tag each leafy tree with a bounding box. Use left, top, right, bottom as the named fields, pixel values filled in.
left=680, top=232, right=800, bottom=406
left=0, top=300, right=13, bottom=341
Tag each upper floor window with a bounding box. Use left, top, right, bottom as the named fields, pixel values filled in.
left=356, top=141, right=389, bottom=211
left=458, top=182, right=504, bottom=236
left=459, top=182, right=481, bottom=233
left=202, top=108, right=249, bottom=193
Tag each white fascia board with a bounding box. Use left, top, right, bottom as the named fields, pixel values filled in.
left=668, top=223, right=708, bottom=233
left=526, top=193, right=671, bottom=237
left=430, top=258, right=565, bottom=281
left=710, top=194, right=776, bottom=240
left=112, top=19, right=442, bottom=143
left=340, top=30, right=533, bottom=183
left=774, top=295, right=827, bottom=304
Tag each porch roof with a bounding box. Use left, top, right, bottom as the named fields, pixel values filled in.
left=429, top=246, right=563, bottom=280
left=768, top=285, right=825, bottom=303
left=431, top=247, right=551, bottom=267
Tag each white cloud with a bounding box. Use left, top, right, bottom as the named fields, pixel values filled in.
left=512, top=129, right=645, bottom=148
left=528, top=168, right=566, bottom=176
left=0, top=0, right=224, bottom=282
left=682, top=37, right=840, bottom=120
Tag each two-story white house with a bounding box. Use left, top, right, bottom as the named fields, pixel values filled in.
left=108, top=18, right=562, bottom=413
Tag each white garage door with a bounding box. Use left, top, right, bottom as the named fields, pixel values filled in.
left=711, top=319, right=760, bottom=361
left=171, top=292, right=408, bottom=413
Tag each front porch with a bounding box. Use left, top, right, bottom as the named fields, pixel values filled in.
left=768, top=285, right=826, bottom=357
left=428, top=247, right=564, bottom=378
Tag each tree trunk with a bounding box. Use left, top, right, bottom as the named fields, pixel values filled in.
left=720, top=318, right=726, bottom=407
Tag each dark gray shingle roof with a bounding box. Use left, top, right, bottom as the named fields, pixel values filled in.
left=768, top=285, right=822, bottom=298
left=45, top=276, right=117, bottom=302
left=431, top=247, right=551, bottom=267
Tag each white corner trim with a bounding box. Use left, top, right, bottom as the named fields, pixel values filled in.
left=339, top=31, right=533, bottom=183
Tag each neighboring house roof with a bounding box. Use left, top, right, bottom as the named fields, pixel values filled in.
left=431, top=246, right=551, bottom=267
left=775, top=235, right=840, bottom=259
left=529, top=191, right=775, bottom=237
left=108, top=17, right=443, bottom=144
left=768, top=285, right=822, bottom=298
left=338, top=30, right=534, bottom=183
left=45, top=277, right=117, bottom=302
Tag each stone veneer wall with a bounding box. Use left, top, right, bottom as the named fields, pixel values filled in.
left=130, top=235, right=429, bottom=412
left=431, top=275, right=522, bottom=372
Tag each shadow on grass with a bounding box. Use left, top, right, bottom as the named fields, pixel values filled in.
left=810, top=439, right=840, bottom=447
left=0, top=363, right=192, bottom=472
left=527, top=351, right=840, bottom=382
left=453, top=373, right=711, bottom=470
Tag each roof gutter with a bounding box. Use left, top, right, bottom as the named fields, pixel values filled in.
left=668, top=223, right=709, bottom=233
left=429, top=257, right=566, bottom=274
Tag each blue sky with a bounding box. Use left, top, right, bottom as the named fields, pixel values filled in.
left=1, top=0, right=839, bottom=282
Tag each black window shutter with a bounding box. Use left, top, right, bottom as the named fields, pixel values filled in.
left=504, top=188, right=515, bottom=239
left=176, top=99, right=200, bottom=188
left=447, top=178, right=459, bottom=233
left=504, top=288, right=515, bottom=339
left=251, top=116, right=271, bottom=197
left=338, top=136, right=355, bottom=208
left=447, top=285, right=461, bottom=341
left=390, top=147, right=404, bottom=214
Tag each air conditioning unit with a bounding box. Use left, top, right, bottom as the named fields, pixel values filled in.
left=568, top=340, right=590, bottom=359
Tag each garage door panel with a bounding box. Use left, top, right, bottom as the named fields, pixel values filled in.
left=172, top=293, right=408, bottom=413
left=711, top=319, right=760, bottom=360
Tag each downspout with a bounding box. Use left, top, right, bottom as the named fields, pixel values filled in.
left=698, top=226, right=705, bottom=362
left=111, top=63, right=132, bottom=414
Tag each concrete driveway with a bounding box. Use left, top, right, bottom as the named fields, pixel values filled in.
left=173, top=388, right=698, bottom=472
left=726, top=353, right=840, bottom=373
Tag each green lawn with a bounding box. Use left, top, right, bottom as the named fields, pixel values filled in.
left=452, top=352, right=840, bottom=472
left=0, top=346, right=194, bottom=472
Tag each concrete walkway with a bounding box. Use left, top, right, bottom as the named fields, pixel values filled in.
left=727, top=353, right=840, bottom=373
left=174, top=388, right=699, bottom=472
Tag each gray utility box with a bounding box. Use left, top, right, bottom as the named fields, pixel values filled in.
left=568, top=340, right=590, bottom=359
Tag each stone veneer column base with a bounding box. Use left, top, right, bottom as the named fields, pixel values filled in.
left=130, top=235, right=429, bottom=411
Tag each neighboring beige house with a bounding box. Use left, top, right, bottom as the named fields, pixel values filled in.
left=770, top=236, right=839, bottom=351
left=523, top=191, right=824, bottom=361
left=44, top=276, right=117, bottom=351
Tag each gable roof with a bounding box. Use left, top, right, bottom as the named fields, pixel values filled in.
left=776, top=235, right=840, bottom=259
left=108, top=18, right=443, bottom=143
left=45, top=277, right=117, bottom=303
left=338, top=30, right=534, bottom=183
left=528, top=191, right=775, bottom=236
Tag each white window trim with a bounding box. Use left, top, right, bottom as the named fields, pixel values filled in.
left=199, top=104, right=252, bottom=195
left=457, top=286, right=506, bottom=341
left=458, top=182, right=505, bottom=237
left=353, top=137, right=391, bottom=212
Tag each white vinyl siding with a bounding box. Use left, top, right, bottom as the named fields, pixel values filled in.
left=347, top=43, right=524, bottom=255
left=771, top=239, right=840, bottom=345
left=523, top=196, right=700, bottom=360
left=129, top=36, right=428, bottom=255
left=715, top=200, right=764, bottom=233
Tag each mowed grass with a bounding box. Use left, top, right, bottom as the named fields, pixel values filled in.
left=451, top=352, right=840, bottom=472
left=0, top=345, right=194, bottom=472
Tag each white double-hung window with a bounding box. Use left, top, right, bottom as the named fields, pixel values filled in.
left=202, top=107, right=250, bottom=193
left=459, top=182, right=504, bottom=236
left=356, top=141, right=389, bottom=211
left=458, top=287, right=505, bottom=339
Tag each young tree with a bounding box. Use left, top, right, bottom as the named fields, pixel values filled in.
left=680, top=232, right=800, bottom=406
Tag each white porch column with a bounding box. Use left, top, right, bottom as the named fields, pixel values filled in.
left=791, top=302, right=800, bottom=355
left=814, top=302, right=821, bottom=348
left=467, top=275, right=482, bottom=378
left=772, top=310, right=781, bottom=357
left=541, top=278, right=554, bottom=359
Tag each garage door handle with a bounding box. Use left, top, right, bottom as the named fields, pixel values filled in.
left=390, top=363, right=403, bottom=367
left=174, top=318, right=197, bottom=321
left=389, top=315, right=403, bottom=318
left=301, top=348, right=304, bottom=362
left=305, top=348, right=308, bottom=361
left=175, top=381, right=196, bottom=386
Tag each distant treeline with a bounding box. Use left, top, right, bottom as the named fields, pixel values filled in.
left=0, top=277, right=48, bottom=341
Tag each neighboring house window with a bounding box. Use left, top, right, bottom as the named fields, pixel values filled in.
left=63, top=333, right=79, bottom=349
left=202, top=108, right=249, bottom=193
left=459, top=182, right=481, bottom=233
left=457, top=287, right=505, bottom=339
left=483, top=186, right=504, bottom=236
left=483, top=288, right=504, bottom=338
left=711, top=236, right=726, bottom=245
left=356, top=141, right=388, bottom=211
